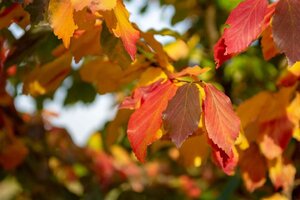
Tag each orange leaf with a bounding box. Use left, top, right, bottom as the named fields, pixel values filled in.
left=259, top=116, right=293, bottom=160
left=170, top=66, right=210, bottom=79
left=127, top=80, right=178, bottom=162
left=23, top=53, right=72, bottom=96
left=113, top=1, right=139, bottom=60
left=70, top=10, right=102, bottom=62
left=203, top=83, right=240, bottom=155
left=71, top=0, right=117, bottom=11
left=89, top=0, right=117, bottom=12
left=261, top=25, right=279, bottom=60
left=48, top=0, right=78, bottom=48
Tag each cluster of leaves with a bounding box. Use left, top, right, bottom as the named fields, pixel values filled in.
left=1, top=0, right=300, bottom=199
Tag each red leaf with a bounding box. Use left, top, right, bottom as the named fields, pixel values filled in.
left=223, top=0, right=268, bottom=54
left=210, top=140, right=238, bottom=175
left=127, top=80, right=178, bottom=162
left=272, top=0, right=300, bottom=65
left=239, top=143, right=267, bottom=192
left=203, top=83, right=240, bottom=155
left=120, top=80, right=162, bottom=110
left=214, top=37, right=233, bottom=68
left=163, top=83, right=201, bottom=147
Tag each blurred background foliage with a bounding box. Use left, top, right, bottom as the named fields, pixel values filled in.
left=0, top=0, right=295, bottom=199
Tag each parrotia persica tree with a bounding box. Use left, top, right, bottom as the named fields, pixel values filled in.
left=0, top=0, right=300, bottom=199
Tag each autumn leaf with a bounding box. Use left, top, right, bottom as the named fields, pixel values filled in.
left=287, top=92, right=300, bottom=141
left=170, top=66, right=210, bottom=79
left=163, top=83, right=201, bottom=147
left=272, top=0, right=300, bottom=65
left=89, top=0, right=117, bottom=12
left=103, top=1, right=140, bottom=60
left=259, top=116, right=293, bottom=160
left=71, top=0, right=117, bottom=12
left=70, top=10, right=102, bottom=62
left=237, top=91, right=271, bottom=128
left=268, top=156, right=296, bottom=192
left=70, top=0, right=90, bottom=11
left=277, top=62, right=300, bottom=87
left=80, top=57, right=146, bottom=94
left=262, top=2, right=277, bottom=31
left=127, top=80, right=178, bottom=162
left=23, top=53, right=72, bottom=96
left=138, top=67, right=168, bottom=87
left=223, top=0, right=268, bottom=54
left=214, top=36, right=233, bottom=68
left=203, top=83, right=240, bottom=155
left=210, top=141, right=238, bottom=175
left=140, top=31, right=171, bottom=70
left=179, top=135, right=209, bottom=167
left=262, top=193, right=289, bottom=200
left=214, top=0, right=269, bottom=67
left=48, top=0, right=78, bottom=48
left=239, top=143, right=267, bottom=192
left=164, top=39, right=189, bottom=61
left=120, top=79, right=163, bottom=110
left=261, top=25, right=279, bottom=61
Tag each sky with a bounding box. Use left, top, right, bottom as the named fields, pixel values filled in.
left=10, top=0, right=190, bottom=146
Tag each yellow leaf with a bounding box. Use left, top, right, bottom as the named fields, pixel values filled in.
left=179, top=135, right=209, bottom=167
left=288, top=61, right=300, bottom=77
left=164, top=39, right=189, bottom=61
left=90, top=0, right=117, bottom=12
left=48, top=0, right=78, bottom=48
left=23, top=53, right=72, bottom=96
left=71, top=0, right=117, bottom=11
left=237, top=91, right=271, bottom=128
left=138, top=67, right=167, bottom=87
left=110, top=145, right=131, bottom=165
left=87, top=133, right=103, bottom=151
left=268, top=157, right=295, bottom=193
left=80, top=59, right=121, bottom=93
left=261, top=193, right=289, bottom=200
left=287, top=92, right=300, bottom=141
left=70, top=0, right=90, bottom=11
left=80, top=57, right=147, bottom=94
left=235, top=130, right=249, bottom=150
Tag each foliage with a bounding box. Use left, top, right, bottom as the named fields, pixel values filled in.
left=0, top=0, right=300, bottom=199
